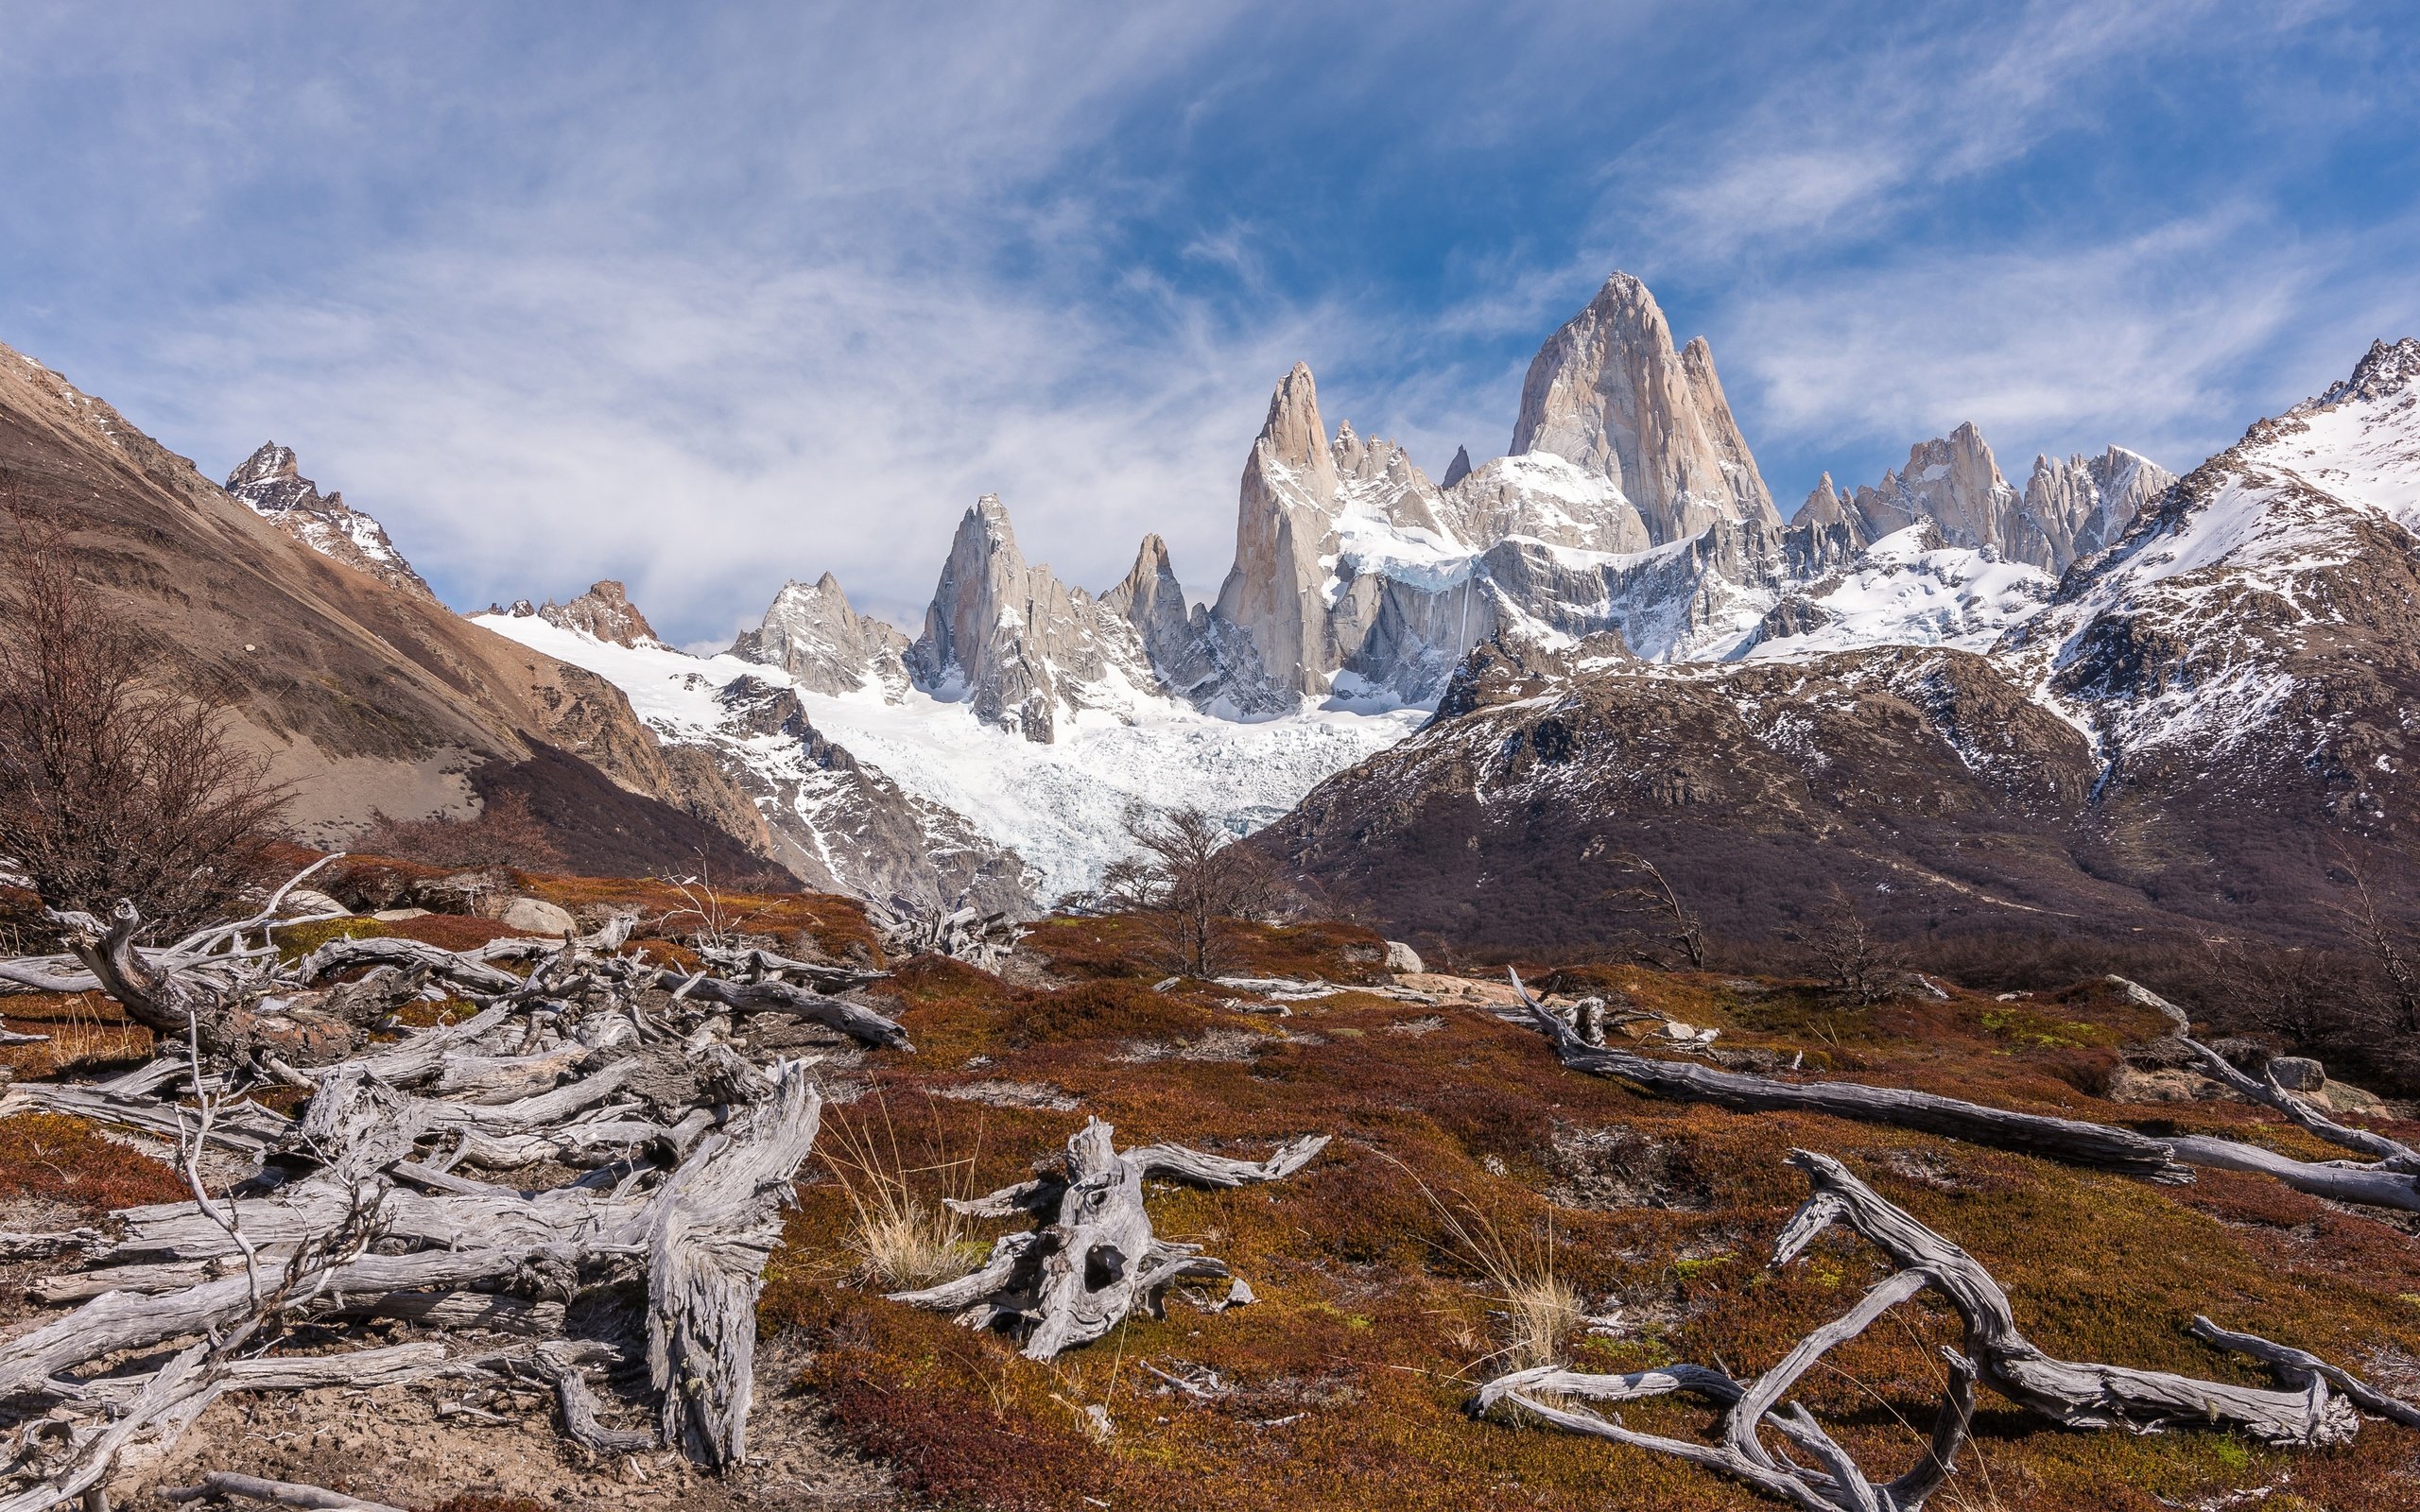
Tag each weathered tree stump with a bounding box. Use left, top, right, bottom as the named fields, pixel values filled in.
left=890, top=1117, right=1325, bottom=1360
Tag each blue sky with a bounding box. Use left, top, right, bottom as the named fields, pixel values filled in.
left=3, top=1, right=2414, bottom=644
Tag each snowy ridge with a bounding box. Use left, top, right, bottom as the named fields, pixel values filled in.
left=2012, top=335, right=2420, bottom=768
left=1743, top=525, right=2053, bottom=662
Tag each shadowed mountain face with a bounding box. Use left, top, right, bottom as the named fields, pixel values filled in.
left=0, top=342, right=779, bottom=881
left=1263, top=339, right=2420, bottom=955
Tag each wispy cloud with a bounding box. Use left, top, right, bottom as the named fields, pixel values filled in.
left=3, top=0, right=2414, bottom=644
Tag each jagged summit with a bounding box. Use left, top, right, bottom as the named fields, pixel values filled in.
left=1441, top=444, right=1472, bottom=489
left=536, top=580, right=660, bottom=647
left=1794, top=472, right=1851, bottom=527
left=223, top=441, right=434, bottom=599
left=2301, top=335, right=2420, bottom=410
left=907, top=493, right=1163, bottom=741
left=733, top=572, right=909, bottom=696
left=1508, top=270, right=1778, bottom=541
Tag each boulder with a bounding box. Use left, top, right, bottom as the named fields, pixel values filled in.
left=1383, top=940, right=1425, bottom=974
left=278, top=887, right=350, bottom=918
left=2267, top=1056, right=2326, bottom=1091
left=500, top=897, right=578, bottom=936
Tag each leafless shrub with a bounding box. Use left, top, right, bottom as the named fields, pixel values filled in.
left=1789, top=884, right=1908, bottom=1005
left=0, top=477, right=289, bottom=938
left=1107, top=806, right=1292, bottom=976
left=356, top=789, right=564, bottom=872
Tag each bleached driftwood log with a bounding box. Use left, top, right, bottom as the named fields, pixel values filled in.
left=1478, top=1150, right=2415, bottom=1511
left=160, top=1470, right=406, bottom=1511
left=866, top=898, right=1024, bottom=971
left=1505, top=971, right=2420, bottom=1212
left=891, top=1117, right=1326, bottom=1360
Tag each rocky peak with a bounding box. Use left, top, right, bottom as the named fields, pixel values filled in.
left=1793, top=472, right=1853, bottom=530
left=1260, top=362, right=1340, bottom=498
left=733, top=572, right=909, bottom=696
left=1842, top=423, right=2047, bottom=566
left=908, top=494, right=1160, bottom=741
left=1441, top=445, right=1473, bottom=490
left=222, top=441, right=436, bottom=599
left=2022, top=446, right=2176, bottom=565
left=538, top=580, right=660, bottom=646
left=1102, top=533, right=1224, bottom=702
left=1508, top=271, right=1779, bottom=541
left=2301, top=336, right=2420, bottom=411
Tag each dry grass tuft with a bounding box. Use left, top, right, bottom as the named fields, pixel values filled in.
left=821, top=1093, right=990, bottom=1291
left=1383, top=1151, right=1582, bottom=1376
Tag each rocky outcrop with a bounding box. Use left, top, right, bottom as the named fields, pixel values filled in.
left=732, top=573, right=910, bottom=696
left=2021, top=447, right=2177, bottom=565
left=1504, top=272, right=1779, bottom=542
left=224, top=443, right=436, bottom=600
left=1441, top=445, right=1473, bottom=489
left=907, top=495, right=1162, bottom=741
left=538, top=580, right=661, bottom=647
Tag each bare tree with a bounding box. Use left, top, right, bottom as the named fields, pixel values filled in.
left=1789, top=884, right=1907, bottom=1005
left=2328, top=855, right=2420, bottom=1036
left=0, top=478, right=289, bottom=937
left=1601, top=852, right=1705, bottom=969
left=1111, top=806, right=1289, bottom=976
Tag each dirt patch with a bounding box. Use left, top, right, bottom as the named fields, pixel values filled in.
left=932, top=1079, right=1080, bottom=1111
left=126, top=1332, right=894, bottom=1511
left=1542, top=1124, right=1712, bottom=1211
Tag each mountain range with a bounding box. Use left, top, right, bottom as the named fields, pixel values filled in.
left=4, top=276, right=2411, bottom=952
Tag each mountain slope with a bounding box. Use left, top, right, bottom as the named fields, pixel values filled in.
left=0, top=342, right=776, bottom=878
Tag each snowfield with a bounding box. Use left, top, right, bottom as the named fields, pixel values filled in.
left=475, top=613, right=1424, bottom=903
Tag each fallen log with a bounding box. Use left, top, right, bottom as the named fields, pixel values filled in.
left=892, top=1117, right=1326, bottom=1361
left=650, top=968, right=911, bottom=1051
left=1503, top=970, right=2187, bottom=1178
left=1505, top=970, right=2420, bottom=1212
left=160, top=1472, right=406, bottom=1511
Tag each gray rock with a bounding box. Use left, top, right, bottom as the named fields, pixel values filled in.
left=1383, top=940, right=1424, bottom=974
left=2267, top=1056, right=2326, bottom=1091
left=499, top=897, right=578, bottom=936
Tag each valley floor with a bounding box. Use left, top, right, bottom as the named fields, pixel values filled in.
left=3, top=868, right=2418, bottom=1510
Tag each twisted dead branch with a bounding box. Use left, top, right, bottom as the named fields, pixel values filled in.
left=1504, top=970, right=2420, bottom=1212
left=1478, top=1150, right=2416, bottom=1511
left=0, top=860, right=889, bottom=1503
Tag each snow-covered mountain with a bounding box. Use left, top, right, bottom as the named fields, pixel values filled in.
left=467, top=268, right=2203, bottom=916
left=476, top=607, right=1418, bottom=907
left=1269, top=335, right=2420, bottom=952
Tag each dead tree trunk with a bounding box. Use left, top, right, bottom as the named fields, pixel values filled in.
left=890, top=1118, right=1325, bottom=1360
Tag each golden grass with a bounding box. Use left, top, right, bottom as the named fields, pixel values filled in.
left=820, top=1092, right=990, bottom=1292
